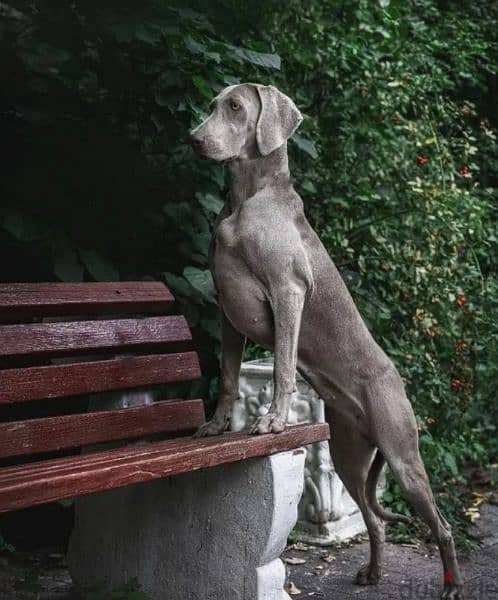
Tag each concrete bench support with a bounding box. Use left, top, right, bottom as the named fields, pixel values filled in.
left=68, top=448, right=305, bottom=600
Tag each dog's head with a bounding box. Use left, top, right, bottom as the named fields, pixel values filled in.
left=188, top=83, right=302, bottom=162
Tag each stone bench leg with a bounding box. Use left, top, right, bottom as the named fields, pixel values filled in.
left=67, top=448, right=305, bottom=600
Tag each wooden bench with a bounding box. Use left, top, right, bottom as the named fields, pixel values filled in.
left=0, top=282, right=329, bottom=600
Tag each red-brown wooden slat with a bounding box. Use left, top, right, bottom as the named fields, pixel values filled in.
left=0, top=352, right=201, bottom=404
left=0, top=423, right=330, bottom=512
left=0, top=316, right=192, bottom=359
left=0, top=282, right=174, bottom=321
left=0, top=399, right=205, bottom=458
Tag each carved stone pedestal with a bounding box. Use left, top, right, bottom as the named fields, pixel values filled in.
left=233, top=358, right=385, bottom=545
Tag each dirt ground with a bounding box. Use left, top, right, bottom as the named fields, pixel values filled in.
left=0, top=503, right=497, bottom=599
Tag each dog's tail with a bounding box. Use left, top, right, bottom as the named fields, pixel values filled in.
left=366, top=449, right=412, bottom=524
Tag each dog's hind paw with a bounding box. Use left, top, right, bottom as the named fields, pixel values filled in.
left=250, top=413, right=286, bottom=434
left=355, top=564, right=381, bottom=586
left=440, top=586, right=465, bottom=599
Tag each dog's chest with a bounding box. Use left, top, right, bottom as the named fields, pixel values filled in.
left=212, top=213, right=249, bottom=283
left=215, top=213, right=238, bottom=249
left=211, top=212, right=265, bottom=301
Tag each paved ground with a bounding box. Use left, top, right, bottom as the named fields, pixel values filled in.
left=282, top=503, right=498, bottom=600
left=0, top=503, right=497, bottom=599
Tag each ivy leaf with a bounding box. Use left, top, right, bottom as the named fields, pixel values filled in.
left=230, top=45, right=281, bottom=69
left=185, top=35, right=221, bottom=63
left=292, top=134, right=318, bottom=159
left=135, top=24, right=162, bottom=45
left=79, top=249, right=119, bottom=281
left=192, top=74, right=213, bottom=99
left=54, top=249, right=84, bottom=282
left=444, top=452, right=458, bottom=476
left=183, top=266, right=216, bottom=302
left=2, top=211, right=45, bottom=241
left=196, top=192, right=223, bottom=214
left=163, top=272, right=193, bottom=297
left=301, top=180, right=317, bottom=194
left=192, top=232, right=211, bottom=257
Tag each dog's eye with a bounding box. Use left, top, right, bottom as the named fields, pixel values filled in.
left=230, top=101, right=240, bottom=111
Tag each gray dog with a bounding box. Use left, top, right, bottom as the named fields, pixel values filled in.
left=189, top=83, right=463, bottom=599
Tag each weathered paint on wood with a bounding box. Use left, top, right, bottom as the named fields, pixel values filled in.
left=0, top=282, right=174, bottom=320
left=0, top=316, right=192, bottom=359
left=0, top=352, right=201, bottom=404
left=0, top=423, right=330, bottom=512
left=0, top=399, right=206, bottom=458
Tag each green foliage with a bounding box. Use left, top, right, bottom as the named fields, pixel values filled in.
left=1, top=0, right=497, bottom=539
left=269, top=0, right=498, bottom=535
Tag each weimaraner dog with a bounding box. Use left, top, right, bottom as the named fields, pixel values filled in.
left=189, top=83, right=463, bottom=599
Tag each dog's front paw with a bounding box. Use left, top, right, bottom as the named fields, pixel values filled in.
left=193, top=418, right=228, bottom=438
left=250, top=413, right=286, bottom=434
left=355, top=564, right=381, bottom=586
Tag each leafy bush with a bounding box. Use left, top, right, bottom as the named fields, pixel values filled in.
left=1, top=0, right=497, bottom=537
left=268, top=0, right=498, bottom=534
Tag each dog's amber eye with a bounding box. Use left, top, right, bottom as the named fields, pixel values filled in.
left=230, top=101, right=240, bottom=111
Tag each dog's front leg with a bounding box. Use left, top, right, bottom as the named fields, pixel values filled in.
left=194, top=311, right=246, bottom=437
left=251, top=282, right=306, bottom=434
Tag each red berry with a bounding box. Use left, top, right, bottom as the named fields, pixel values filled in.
left=451, top=379, right=462, bottom=390
left=459, top=165, right=471, bottom=176
left=417, top=155, right=429, bottom=166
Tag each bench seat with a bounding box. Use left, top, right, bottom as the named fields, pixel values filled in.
left=0, top=422, right=328, bottom=513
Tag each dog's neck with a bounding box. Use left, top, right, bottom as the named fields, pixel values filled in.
left=226, top=145, right=290, bottom=210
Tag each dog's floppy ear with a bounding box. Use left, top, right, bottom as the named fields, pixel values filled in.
left=254, top=85, right=303, bottom=156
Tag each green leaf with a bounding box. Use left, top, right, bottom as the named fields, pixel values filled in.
left=197, top=192, right=223, bottom=214
left=231, top=46, right=281, bottom=69
left=163, top=273, right=193, bottom=297
left=192, top=74, right=212, bottom=99
left=79, top=249, right=119, bottom=281
left=292, top=134, right=318, bottom=159
left=2, top=211, right=45, bottom=241
left=192, top=232, right=211, bottom=257
left=54, top=249, right=84, bottom=282
left=20, top=43, right=70, bottom=73
left=302, top=180, right=317, bottom=194
left=185, top=35, right=206, bottom=54
left=443, top=452, right=458, bottom=476
left=183, top=266, right=216, bottom=302
left=135, top=24, right=162, bottom=45
left=185, top=35, right=221, bottom=63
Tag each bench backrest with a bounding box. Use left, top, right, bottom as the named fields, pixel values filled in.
left=0, top=282, right=205, bottom=461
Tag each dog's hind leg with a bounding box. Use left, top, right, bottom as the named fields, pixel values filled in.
left=326, top=411, right=386, bottom=585
left=369, top=382, right=464, bottom=599
left=381, top=439, right=463, bottom=598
